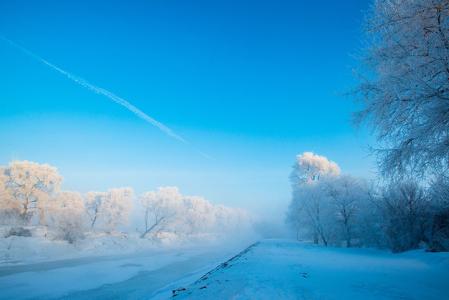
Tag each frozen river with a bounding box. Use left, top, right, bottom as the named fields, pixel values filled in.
left=0, top=245, right=244, bottom=300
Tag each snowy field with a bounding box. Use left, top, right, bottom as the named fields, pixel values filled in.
left=173, top=239, right=449, bottom=300
left=1, top=238, right=449, bottom=299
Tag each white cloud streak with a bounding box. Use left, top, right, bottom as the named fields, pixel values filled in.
left=1, top=37, right=187, bottom=144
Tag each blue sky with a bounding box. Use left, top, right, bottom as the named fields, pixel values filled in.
left=0, top=0, right=375, bottom=218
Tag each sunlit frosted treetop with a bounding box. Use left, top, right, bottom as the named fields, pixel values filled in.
left=290, top=152, right=341, bottom=186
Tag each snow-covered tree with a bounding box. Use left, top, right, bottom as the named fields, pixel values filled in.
left=355, top=0, right=449, bottom=178
left=85, top=188, right=133, bottom=232
left=140, top=186, right=182, bottom=238
left=0, top=167, right=9, bottom=203
left=428, top=175, right=449, bottom=210
left=0, top=166, right=19, bottom=224
left=139, top=186, right=250, bottom=240
left=355, top=182, right=386, bottom=248
left=287, top=153, right=379, bottom=247
left=287, top=152, right=340, bottom=244
left=85, top=191, right=106, bottom=229
left=51, top=191, right=85, bottom=215
left=0, top=159, right=250, bottom=244
left=323, top=176, right=369, bottom=247
left=379, top=181, right=428, bottom=252
left=49, top=191, right=86, bottom=243
left=182, top=195, right=218, bottom=235
left=427, top=175, right=449, bottom=251
left=290, top=152, right=340, bottom=187
left=294, top=182, right=336, bottom=245
left=1, top=161, right=62, bottom=225
left=102, top=188, right=133, bottom=231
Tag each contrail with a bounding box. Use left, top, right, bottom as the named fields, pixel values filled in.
left=1, top=36, right=189, bottom=144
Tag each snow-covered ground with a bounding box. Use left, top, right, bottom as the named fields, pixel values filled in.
left=173, top=239, right=449, bottom=300
left=2, top=238, right=448, bottom=300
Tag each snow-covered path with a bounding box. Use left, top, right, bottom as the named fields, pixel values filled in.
left=0, top=245, right=245, bottom=300
left=173, top=239, right=449, bottom=300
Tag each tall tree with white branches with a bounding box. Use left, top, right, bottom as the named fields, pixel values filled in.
left=355, top=0, right=449, bottom=178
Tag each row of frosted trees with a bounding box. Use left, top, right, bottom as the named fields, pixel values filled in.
left=286, top=152, right=449, bottom=252
left=0, top=160, right=133, bottom=243
left=0, top=161, right=248, bottom=243
left=286, top=0, right=449, bottom=252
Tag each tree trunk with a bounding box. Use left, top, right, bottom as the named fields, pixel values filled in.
left=140, top=223, right=158, bottom=238
left=313, top=232, right=319, bottom=244
left=90, top=215, right=97, bottom=229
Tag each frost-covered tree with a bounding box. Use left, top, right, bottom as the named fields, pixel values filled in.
left=139, top=187, right=250, bottom=240
left=182, top=195, right=218, bottom=235
left=85, top=191, right=106, bottom=229
left=355, top=0, right=449, bottom=178
left=1, top=161, right=62, bottom=225
left=323, top=176, right=369, bottom=247
left=102, top=188, right=133, bottom=231
left=295, top=183, right=336, bottom=245
left=379, top=181, right=429, bottom=252
left=288, top=154, right=447, bottom=251
left=429, top=175, right=449, bottom=207
left=50, top=191, right=86, bottom=215
left=287, top=153, right=377, bottom=247
left=355, top=182, right=387, bottom=248
left=427, top=175, right=449, bottom=251
left=0, top=159, right=250, bottom=244
left=287, top=152, right=340, bottom=244
left=290, top=152, right=340, bottom=187
left=0, top=167, right=20, bottom=224
left=85, top=188, right=133, bottom=232
left=49, top=191, right=86, bottom=243
left=0, top=167, right=9, bottom=204
left=140, top=187, right=182, bottom=238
